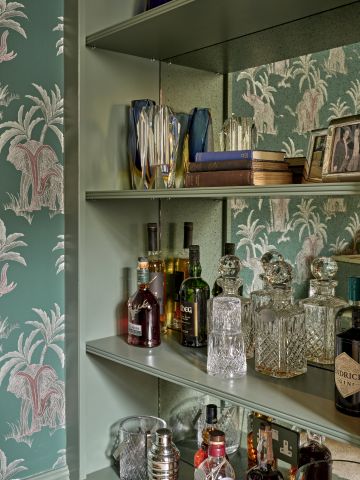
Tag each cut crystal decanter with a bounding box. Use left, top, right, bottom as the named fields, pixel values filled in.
left=255, top=259, right=306, bottom=378
left=207, top=252, right=247, bottom=378
left=301, top=257, right=347, bottom=365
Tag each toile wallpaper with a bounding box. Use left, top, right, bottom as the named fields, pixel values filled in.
left=0, top=1, right=65, bottom=478
left=231, top=44, right=360, bottom=298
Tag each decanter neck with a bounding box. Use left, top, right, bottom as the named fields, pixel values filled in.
left=312, top=279, right=337, bottom=296
left=217, top=276, right=242, bottom=295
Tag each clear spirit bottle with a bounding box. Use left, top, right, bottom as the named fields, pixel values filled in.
left=212, top=243, right=243, bottom=297
left=207, top=252, right=247, bottom=378
left=194, top=404, right=218, bottom=468
left=180, top=245, right=210, bottom=347
left=195, top=430, right=235, bottom=480
left=247, top=424, right=284, bottom=480
left=147, top=223, right=167, bottom=334
left=255, top=259, right=306, bottom=378
left=127, top=257, right=161, bottom=348
left=301, top=257, right=347, bottom=364
left=335, top=276, right=360, bottom=417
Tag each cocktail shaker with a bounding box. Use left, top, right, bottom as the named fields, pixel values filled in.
left=147, top=428, right=180, bottom=480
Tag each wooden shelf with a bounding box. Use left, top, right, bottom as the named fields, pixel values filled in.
left=86, top=333, right=360, bottom=447
left=86, top=0, right=360, bottom=73
left=86, top=182, right=360, bottom=200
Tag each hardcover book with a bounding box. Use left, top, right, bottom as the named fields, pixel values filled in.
left=194, top=150, right=285, bottom=162
left=184, top=170, right=293, bottom=187
left=188, top=159, right=288, bottom=172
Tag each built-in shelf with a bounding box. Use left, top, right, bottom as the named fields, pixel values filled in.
left=86, top=0, right=360, bottom=73
left=86, top=333, right=360, bottom=447
left=86, top=182, right=360, bottom=200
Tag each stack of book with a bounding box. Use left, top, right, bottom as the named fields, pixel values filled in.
left=286, top=156, right=307, bottom=183
left=184, top=150, right=293, bottom=187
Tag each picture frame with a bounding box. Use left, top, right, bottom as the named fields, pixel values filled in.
left=322, top=114, right=360, bottom=182
left=304, top=128, right=328, bottom=182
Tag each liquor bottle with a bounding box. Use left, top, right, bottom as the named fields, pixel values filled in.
left=147, top=428, right=180, bottom=480
left=247, top=424, right=284, bottom=480
left=335, top=276, right=360, bottom=416
left=147, top=223, right=167, bottom=334
left=194, top=404, right=218, bottom=468
left=180, top=245, right=210, bottom=347
left=127, top=257, right=161, bottom=347
left=255, top=259, right=307, bottom=378
left=212, top=243, right=243, bottom=297
left=172, top=222, right=193, bottom=330
left=247, top=412, right=277, bottom=471
left=301, top=257, right=347, bottom=364
left=207, top=251, right=247, bottom=378
left=194, top=430, right=235, bottom=480
left=297, top=432, right=332, bottom=480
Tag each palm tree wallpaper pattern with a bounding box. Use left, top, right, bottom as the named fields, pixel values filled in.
left=0, top=1, right=65, bottom=478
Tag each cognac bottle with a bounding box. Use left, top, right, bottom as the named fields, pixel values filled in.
left=195, top=430, right=235, bottom=480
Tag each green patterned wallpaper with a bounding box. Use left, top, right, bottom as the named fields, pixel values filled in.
left=0, top=1, right=65, bottom=478
left=231, top=43, right=360, bottom=298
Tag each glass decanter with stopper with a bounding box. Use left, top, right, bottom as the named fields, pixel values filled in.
left=194, top=404, right=218, bottom=468
left=335, top=276, right=360, bottom=416
left=301, top=257, right=347, bottom=364
left=246, top=424, right=283, bottom=480
left=194, top=430, right=235, bottom=480
left=255, top=259, right=306, bottom=378
left=207, top=251, right=247, bottom=378
left=212, top=243, right=243, bottom=297
left=127, top=257, right=161, bottom=347
left=249, top=250, right=284, bottom=360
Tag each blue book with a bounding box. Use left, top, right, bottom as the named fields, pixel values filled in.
left=195, top=150, right=285, bottom=162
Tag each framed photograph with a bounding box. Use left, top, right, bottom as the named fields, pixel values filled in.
left=304, top=128, right=328, bottom=182
left=322, top=114, right=360, bottom=182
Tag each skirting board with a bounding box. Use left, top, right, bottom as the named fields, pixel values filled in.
left=27, top=466, right=69, bottom=480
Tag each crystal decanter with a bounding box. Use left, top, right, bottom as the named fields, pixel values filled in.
left=249, top=250, right=284, bottom=359
left=207, top=252, right=247, bottom=378
left=255, top=259, right=306, bottom=378
left=302, top=257, right=347, bottom=364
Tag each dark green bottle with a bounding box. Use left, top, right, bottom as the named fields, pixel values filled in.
left=180, top=245, right=210, bottom=347
left=212, top=242, right=243, bottom=297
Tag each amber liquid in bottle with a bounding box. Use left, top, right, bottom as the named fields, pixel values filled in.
left=147, top=223, right=166, bottom=334
left=194, top=404, right=218, bottom=468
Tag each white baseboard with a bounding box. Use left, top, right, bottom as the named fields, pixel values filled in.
left=27, top=466, right=70, bottom=480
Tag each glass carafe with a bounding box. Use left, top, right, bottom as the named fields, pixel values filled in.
left=301, top=257, right=347, bottom=364
left=207, top=253, right=247, bottom=378
left=255, top=259, right=306, bottom=378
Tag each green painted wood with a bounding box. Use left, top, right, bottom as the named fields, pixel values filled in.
left=86, top=0, right=360, bottom=73
left=86, top=334, right=360, bottom=447
left=86, top=182, right=360, bottom=200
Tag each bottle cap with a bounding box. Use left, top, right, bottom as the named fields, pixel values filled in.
left=137, top=257, right=149, bottom=269
left=348, top=276, right=360, bottom=301
left=209, top=429, right=225, bottom=444
left=205, top=404, right=218, bottom=424
left=224, top=243, right=235, bottom=256
left=155, top=428, right=172, bottom=446
left=189, top=245, right=200, bottom=263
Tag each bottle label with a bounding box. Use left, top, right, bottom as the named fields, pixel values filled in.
left=128, top=321, right=142, bottom=336
left=335, top=352, right=360, bottom=398
left=149, top=272, right=165, bottom=314
left=181, top=301, right=199, bottom=337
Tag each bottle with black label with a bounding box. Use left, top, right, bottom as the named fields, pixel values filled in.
left=147, top=223, right=166, bottom=334
left=335, top=276, right=360, bottom=417
left=179, top=245, right=209, bottom=347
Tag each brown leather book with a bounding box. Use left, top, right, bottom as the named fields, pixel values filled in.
left=184, top=170, right=293, bottom=187
left=188, top=159, right=288, bottom=172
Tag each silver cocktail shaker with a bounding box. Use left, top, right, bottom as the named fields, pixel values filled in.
left=147, top=428, right=180, bottom=479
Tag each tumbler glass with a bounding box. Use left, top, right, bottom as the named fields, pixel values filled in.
left=118, top=415, right=167, bottom=480
left=295, top=459, right=360, bottom=480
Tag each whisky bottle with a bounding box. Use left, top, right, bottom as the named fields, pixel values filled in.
left=147, top=223, right=167, bottom=334
left=247, top=424, right=284, bottom=480
left=194, top=404, right=218, bottom=468
left=335, top=276, right=360, bottom=416
left=212, top=243, right=243, bottom=297
left=180, top=245, right=209, bottom=347
left=301, top=257, right=347, bottom=364
left=195, top=430, right=235, bottom=480
left=172, top=222, right=193, bottom=330
left=127, top=257, right=161, bottom=347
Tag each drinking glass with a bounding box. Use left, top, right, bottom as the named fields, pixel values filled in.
left=295, top=459, right=360, bottom=480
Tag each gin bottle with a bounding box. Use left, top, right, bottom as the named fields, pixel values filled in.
left=127, top=257, right=161, bottom=347
left=302, top=257, right=347, bottom=364
left=147, top=223, right=167, bottom=334
left=207, top=252, right=247, bottom=378
left=255, top=259, right=306, bottom=378
left=335, top=276, right=360, bottom=416
left=180, top=245, right=210, bottom=347
left=195, top=430, right=235, bottom=480
left=212, top=243, right=243, bottom=297
left=247, top=424, right=284, bottom=480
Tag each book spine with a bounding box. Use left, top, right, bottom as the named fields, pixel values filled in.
left=189, top=159, right=252, bottom=172
left=184, top=170, right=252, bottom=187
left=194, top=150, right=253, bottom=162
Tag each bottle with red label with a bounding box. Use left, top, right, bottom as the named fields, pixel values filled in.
left=195, top=430, right=235, bottom=480
left=194, top=404, right=218, bottom=468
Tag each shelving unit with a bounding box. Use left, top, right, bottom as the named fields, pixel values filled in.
left=71, top=0, right=360, bottom=478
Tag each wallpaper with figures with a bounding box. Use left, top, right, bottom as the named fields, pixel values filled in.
left=231, top=43, right=360, bottom=297
left=0, top=1, right=65, bottom=478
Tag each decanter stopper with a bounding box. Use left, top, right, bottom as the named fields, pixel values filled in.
left=218, top=252, right=241, bottom=278
left=311, top=256, right=338, bottom=281
left=261, top=250, right=284, bottom=268
left=266, top=259, right=292, bottom=286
